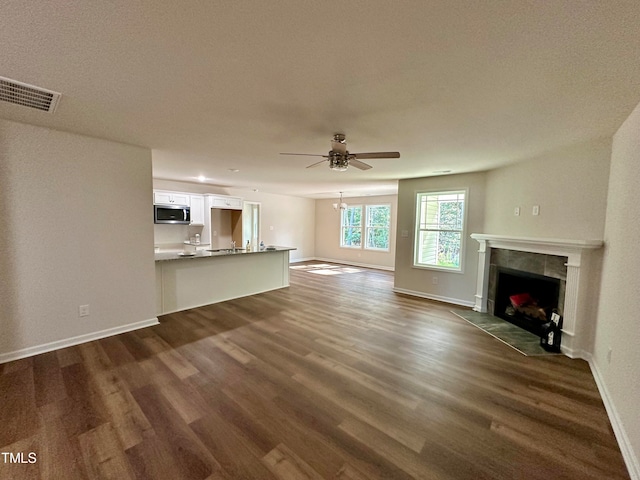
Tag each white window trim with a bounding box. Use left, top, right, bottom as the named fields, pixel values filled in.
left=413, top=188, right=468, bottom=274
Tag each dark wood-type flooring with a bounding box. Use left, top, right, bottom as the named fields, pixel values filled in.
left=0, top=262, right=630, bottom=479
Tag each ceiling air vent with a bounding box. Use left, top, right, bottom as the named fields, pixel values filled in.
left=0, top=76, right=61, bottom=113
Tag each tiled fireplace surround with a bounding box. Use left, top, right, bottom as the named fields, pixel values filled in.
left=471, top=234, right=603, bottom=359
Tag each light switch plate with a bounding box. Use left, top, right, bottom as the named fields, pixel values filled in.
left=533, top=205, right=540, bottom=216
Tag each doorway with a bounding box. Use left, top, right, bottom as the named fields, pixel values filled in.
left=243, top=201, right=261, bottom=250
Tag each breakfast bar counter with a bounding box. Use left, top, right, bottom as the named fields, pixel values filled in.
left=155, top=247, right=295, bottom=315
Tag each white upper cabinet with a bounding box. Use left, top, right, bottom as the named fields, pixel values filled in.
left=189, top=195, right=205, bottom=225
left=208, top=194, right=243, bottom=210
left=154, top=191, right=190, bottom=206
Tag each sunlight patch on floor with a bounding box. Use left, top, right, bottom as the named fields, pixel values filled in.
left=290, top=264, right=363, bottom=275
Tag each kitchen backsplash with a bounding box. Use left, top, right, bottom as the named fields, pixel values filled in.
left=154, top=224, right=203, bottom=247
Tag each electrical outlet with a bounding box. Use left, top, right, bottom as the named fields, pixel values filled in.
left=79, top=304, right=90, bottom=317
left=269, top=226, right=274, bottom=231
left=432, top=276, right=438, bottom=285
left=401, top=229, right=409, bottom=238
left=607, top=347, right=613, bottom=364
left=551, top=312, right=560, bottom=325
left=514, top=207, right=520, bottom=216
left=532, top=205, right=540, bottom=216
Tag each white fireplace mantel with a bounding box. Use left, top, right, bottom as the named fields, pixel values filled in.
left=470, top=234, right=603, bottom=358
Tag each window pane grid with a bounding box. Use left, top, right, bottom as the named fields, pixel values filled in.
left=414, top=191, right=465, bottom=270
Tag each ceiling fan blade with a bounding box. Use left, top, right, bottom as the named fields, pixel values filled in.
left=352, top=152, right=400, bottom=160
left=280, top=153, right=327, bottom=157
left=306, top=159, right=328, bottom=168
left=349, top=159, right=372, bottom=170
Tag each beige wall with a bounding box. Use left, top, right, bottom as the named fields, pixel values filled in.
left=592, top=101, right=640, bottom=477
left=484, top=139, right=611, bottom=239
left=314, top=195, right=397, bottom=270
left=394, top=172, right=487, bottom=305
left=152, top=179, right=315, bottom=262
left=0, top=119, right=156, bottom=360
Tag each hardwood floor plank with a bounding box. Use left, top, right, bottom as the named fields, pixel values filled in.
left=204, top=335, right=257, bottom=365
left=292, top=372, right=427, bottom=453
left=90, top=370, right=153, bottom=450
left=157, top=346, right=200, bottom=380
left=78, top=423, right=137, bottom=480
left=190, top=412, right=279, bottom=480
left=55, top=346, right=83, bottom=368
left=0, top=368, right=39, bottom=448
left=262, top=443, right=325, bottom=480
left=1, top=357, right=33, bottom=375
left=191, top=378, right=280, bottom=456
left=157, top=379, right=209, bottom=425
left=129, top=384, right=219, bottom=480
left=37, top=408, right=88, bottom=480
left=304, top=351, right=421, bottom=410
left=59, top=363, right=108, bottom=439
left=334, top=463, right=372, bottom=480
left=0, top=434, right=40, bottom=480
left=338, top=416, right=452, bottom=480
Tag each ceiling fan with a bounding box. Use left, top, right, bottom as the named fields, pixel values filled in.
left=280, top=134, right=400, bottom=171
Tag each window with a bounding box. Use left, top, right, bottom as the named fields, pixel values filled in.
left=365, top=204, right=391, bottom=251
left=340, top=206, right=362, bottom=247
left=414, top=190, right=466, bottom=271
left=341, top=204, right=391, bottom=251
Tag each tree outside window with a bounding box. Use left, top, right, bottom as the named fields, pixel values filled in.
left=365, top=205, right=391, bottom=251
left=341, top=206, right=362, bottom=247
left=414, top=190, right=466, bottom=271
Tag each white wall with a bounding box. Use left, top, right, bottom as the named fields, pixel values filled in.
left=0, top=120, right=156, bottom=361
left=152, top=179, right=315, bottom=262
left=484, top=138, right=611, bottom=239
left=314, top=195, right=397, bottom=270
left=394, top=172, right=487, bottom=305
left=592, top=101, right=640, bottom=478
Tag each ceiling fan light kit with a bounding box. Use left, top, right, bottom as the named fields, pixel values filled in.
left=280, top=134, right=400, bottom=172
left=329, top=153, right=349, bottom=172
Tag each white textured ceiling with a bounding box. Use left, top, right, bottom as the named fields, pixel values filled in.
left=2, top=1, right=640, bottom=198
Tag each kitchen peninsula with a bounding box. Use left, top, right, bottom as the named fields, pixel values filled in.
left=155, top=247, right=295, bottom=315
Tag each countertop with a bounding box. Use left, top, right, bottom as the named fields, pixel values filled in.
left=154, top=246, right=296, bottom=262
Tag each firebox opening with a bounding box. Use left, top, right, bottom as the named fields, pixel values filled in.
left=495, top=267, right=561, bottom=337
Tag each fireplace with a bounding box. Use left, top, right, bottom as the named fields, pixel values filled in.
left=494, top=267, right=560, bottom=337
left=470, top=234, right=603, bottom=358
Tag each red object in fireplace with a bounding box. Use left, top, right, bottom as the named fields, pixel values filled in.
left=509, top=292, right=535, bottom=308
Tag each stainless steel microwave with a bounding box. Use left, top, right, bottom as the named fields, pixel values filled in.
left=154, top=204, right=190, bottom=224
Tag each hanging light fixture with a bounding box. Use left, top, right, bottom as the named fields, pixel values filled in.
left=333, top=192, right=348, bottom=211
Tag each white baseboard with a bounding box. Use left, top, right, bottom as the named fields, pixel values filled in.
left=392, top=287, right=475, bottom=308
left=559, top=346, right=591, bottom=360
left=312, top=257, right=395, bottom=272
left=0, top=318, right=160, bottom=364
left=589, top=359, right=639, bottom=480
